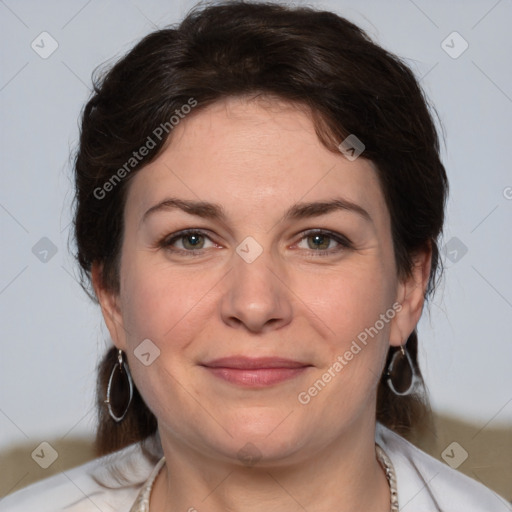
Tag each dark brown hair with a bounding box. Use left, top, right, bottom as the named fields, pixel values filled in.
left=72, top=0, right=448, bottom=456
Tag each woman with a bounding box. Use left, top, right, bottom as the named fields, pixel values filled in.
left=2, top=1, right=510, bottom=511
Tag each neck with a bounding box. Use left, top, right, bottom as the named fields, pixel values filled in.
left=151, top=418, right=390, bottom=512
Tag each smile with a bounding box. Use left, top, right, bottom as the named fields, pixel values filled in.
left=201, top=357, right=312, bottom=387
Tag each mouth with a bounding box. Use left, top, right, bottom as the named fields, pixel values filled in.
left=200, top=356, right=312, bottom=387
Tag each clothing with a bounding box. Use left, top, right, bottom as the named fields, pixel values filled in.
left=1, top=422, right=510, bottom=511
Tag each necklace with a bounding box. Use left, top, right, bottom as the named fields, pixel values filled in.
left=376, top=443, right=399, bottom=512
left=130, top=444, right=399, bottom=512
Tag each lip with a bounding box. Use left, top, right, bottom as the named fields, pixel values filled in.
left=200, top=357, right=312, bottom=387
left=201, top=356, right=310, bottom=369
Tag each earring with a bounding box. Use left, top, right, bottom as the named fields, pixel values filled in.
left=386, top=344, right=417, bottom=396
left=105, top=349, right=133, bottom=422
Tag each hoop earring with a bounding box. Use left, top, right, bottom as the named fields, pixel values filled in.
left=105, top=349, right=133, bottom=422
left=386, top=344, right=417, bottom=396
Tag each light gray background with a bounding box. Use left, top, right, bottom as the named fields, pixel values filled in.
left=1, top=0, right=511, bottom=455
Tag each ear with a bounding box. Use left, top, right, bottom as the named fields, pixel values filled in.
left=388, top=244, right=432, bottom=347
left=91, top=262, right=127, bottom=351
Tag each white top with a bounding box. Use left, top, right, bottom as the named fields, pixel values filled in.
left=1, top=423, right=510, bottom=512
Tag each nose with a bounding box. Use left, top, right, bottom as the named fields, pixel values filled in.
left=219, top=243, right=293, bottom=334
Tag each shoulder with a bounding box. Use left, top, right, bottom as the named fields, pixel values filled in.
left=375, top=422, right=512, bottom=512
left=0, top=441, right=159, bottom=512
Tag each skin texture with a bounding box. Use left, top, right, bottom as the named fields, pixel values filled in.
left=93, top=95, right=431, bottom=512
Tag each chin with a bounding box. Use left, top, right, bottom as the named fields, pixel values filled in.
left=216, top=410, right=307, bottom=457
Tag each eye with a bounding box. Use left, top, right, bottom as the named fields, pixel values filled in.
left=295, top=230, right=352, bottom=255
left=160, top=229, right=216, bottom=254
left=158, top=228, right=351, bottom=257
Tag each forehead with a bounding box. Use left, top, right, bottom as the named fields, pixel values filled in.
left=124, top=96, right=388, bottom=228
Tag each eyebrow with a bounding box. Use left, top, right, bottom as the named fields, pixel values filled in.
left=142, top=197, right=372, bottom=224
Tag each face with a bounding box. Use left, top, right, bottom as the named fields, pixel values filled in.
left=96, top=95, right=428, bottom=465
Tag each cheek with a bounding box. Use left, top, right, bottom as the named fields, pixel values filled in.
left=117, top=260, right=211, bottom=423
left=119, top=258, right=185, bottom=344
left=296, top=258, right=396, bottom=405
left=119, top=253, right=224, bottom=354
left=301, top=260, right=396, bottom=341
left=294, top=272, right=395, bottom=429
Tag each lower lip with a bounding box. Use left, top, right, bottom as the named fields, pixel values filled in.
left=203, top=367, right=309, bottom=387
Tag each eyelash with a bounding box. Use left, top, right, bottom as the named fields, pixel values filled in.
left=158, top=228, right=352, bottom=257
